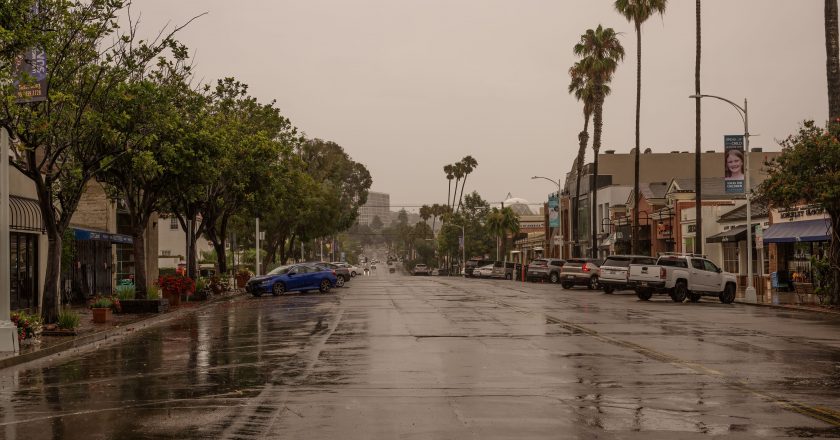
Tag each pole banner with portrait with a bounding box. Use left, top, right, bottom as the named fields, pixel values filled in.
left=548, top=195, right=559, bottom=228
left=724, top=135, right=745, bottom=193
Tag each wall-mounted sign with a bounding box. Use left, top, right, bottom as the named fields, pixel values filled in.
left=777, top=204, right=825, bottom=220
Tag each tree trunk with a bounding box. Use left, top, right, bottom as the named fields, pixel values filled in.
left=42, top=233, right=62, bottom=324
left=695, top=0, right=703, bottom=254
left=591, top=91, right=604, bottom=259
left=827, top=0, right=840, bottom=120
left=829, top=211, right=840, bottom=304
left=188, top=218, right=197, bottom=279
left=132, top=228, right=148, bottom=299
left=573, top=115, right=591, bottom=258
left=632, top=22, right=642, bottom=255
left=457, top=175, right=468, bottom=213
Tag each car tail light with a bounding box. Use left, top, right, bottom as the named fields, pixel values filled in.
left=582, top=263, right=590, bottom=273
left=660, top=267, right=666, bottom=279
left=332, top=270, right=336, bottom=276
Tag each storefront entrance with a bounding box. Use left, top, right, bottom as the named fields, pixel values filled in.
left=10, top=232, right=38, bottom=311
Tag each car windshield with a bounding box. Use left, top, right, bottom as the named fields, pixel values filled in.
left=268, top=265, right=293, bottom=275
left=658, top=258, right=688, bottom=268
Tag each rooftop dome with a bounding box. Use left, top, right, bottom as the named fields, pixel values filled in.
left=503, top=195, right=533, bottom=215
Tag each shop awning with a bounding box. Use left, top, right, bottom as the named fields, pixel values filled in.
left=72, top=227, right=133, bottom=244
left=706, top=226, right=747, bottom=244
left=10, top=196, right=43, bottom=232
left=763, top=219, right=831, bottom=243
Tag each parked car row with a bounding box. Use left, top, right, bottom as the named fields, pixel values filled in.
left=246, top=261, right=363, bottom=297
left=465, top=252, right=739, bottom=304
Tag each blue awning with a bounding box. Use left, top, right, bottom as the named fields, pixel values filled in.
left=763, top=218, right=831, bottom=243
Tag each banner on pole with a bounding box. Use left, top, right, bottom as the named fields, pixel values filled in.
left=724, top=135, right=745, bottom=194
left=548, top=195, right=559, bottom=228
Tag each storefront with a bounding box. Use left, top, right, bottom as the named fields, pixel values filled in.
left=9, top=195, right=45, bottom=311
left=68, top=227, right=133, bottom=300
left=764, top=211, right=831, bottom=291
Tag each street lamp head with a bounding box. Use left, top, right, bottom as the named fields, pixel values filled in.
left=688, top=94, right=702, bottom=99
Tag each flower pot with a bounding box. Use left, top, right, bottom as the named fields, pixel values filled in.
left=92, top=307, right=112, bottom=323
left=164, top=291, right=181, bottom=307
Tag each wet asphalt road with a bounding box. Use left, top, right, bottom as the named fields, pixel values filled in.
left=2, top=270, right=840, bottom=439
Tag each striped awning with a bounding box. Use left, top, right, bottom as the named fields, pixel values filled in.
left=9, top=196, right=43, bottom=232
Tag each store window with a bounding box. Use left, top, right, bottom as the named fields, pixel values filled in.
left=723, top=242, right=739, bottom=274
left=10, top=232, right=38, bottom=310
left=170, top=217, right=178, bottom=230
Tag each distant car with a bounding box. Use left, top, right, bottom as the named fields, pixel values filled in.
left=465, top=258, right=494, bottom=278
left=413, top=264, right=430, bottom=276
left=314, top=262, right=350, bottom=287
left=474, top=263, right=495, bottom=278
left=246, top=264, right=337, bottom=296
left=527, top=258, right=565, bottom=283
left=331, top=262, right=363, bottom=277
left=388, top=266, right=396, bottom=273
left=560, top=258, right=602, bottom=290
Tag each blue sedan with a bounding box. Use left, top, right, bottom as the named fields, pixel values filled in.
left=246, top=264, right=338, bottom=296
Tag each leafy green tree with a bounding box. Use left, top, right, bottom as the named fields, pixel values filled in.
left=487, top=207, right=521, bottom=260
left=574, top=25, right=624, bottom=258
left=758, top=120, right=840, bottom=303
left=615, top=0, right=668, bottom=254
left=0, top=1, right=190, bottom=322
left=370, top=215, right=384, bottom=231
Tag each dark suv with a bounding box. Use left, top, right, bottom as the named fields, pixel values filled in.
left=526, top=258, right=565, bottom=283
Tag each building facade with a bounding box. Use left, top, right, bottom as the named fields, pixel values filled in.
left=357, top=191, right=390, bottom=226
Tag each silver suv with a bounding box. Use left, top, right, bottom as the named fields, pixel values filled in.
left=526, top=258, right=565, bottom=283
left=560, top=258, right=601, bottom=290
left=599, top=255, right=657, bottom=294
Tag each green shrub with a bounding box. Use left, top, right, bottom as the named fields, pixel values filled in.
left=57, top=309, right=81, bottom=330
left=147, top=284, right=161, bottom=300
left=90, top=297, right=113, bottom=309
left=115, top=285, right=135, bottom=300
left=195, top=278, right=207, bottom=294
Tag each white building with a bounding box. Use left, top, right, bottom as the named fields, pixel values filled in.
left=157, top=216, right=214, bottom=269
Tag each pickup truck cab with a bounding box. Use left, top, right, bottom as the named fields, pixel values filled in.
left=627, top=253, right=737, bottom=303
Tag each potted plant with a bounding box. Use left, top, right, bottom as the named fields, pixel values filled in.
left=90, top=296, right=118, bottom=323
left=157, top=275, right=195, bottom=307
left=236, top=269, right=253, bottom=288
left=10, top=311, right=42, bottom=345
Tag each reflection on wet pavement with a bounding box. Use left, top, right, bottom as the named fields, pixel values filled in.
left=1, top=269, right=839, bottom=439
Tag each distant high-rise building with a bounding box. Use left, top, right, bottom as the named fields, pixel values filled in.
left=358, top=191, right=390, bottom=226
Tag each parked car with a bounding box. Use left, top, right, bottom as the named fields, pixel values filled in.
left=560, top=258, right=601, bottom=290
left=315, top=262, right=350, bottom=287
left=627, top=253, right=737, bottom=303
left=388, top=265, right=396, bottom=273
left=491, top=261, right=524, bottom=280
left=246, top=264, right=337, bottom=296
left=413, top=263, right=430, bottom=276
left=465, top=258, right=494, bottom=278
left=474, top=263, right=496, bottom=278
left=331, top=262, right=363, bottom=277
left=599, top=255, right=658, bottom=294
left=527, top=258, right=566, bottom=283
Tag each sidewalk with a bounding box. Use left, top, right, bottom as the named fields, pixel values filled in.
left=734, top=291, right=840, bottom=316
left=0, top=290, right=245, bottom=370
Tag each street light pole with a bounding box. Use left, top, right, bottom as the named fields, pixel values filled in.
left=689, top=94, right=755, bottom=302
left=532, top=176, right=563, bottom=258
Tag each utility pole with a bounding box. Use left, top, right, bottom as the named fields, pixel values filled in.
left=255, top=217, right=260, bottom=276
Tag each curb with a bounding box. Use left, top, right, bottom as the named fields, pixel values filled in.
left=0, top=292, right=245, bottom=371
left=735, top=299, right=840, bottom=316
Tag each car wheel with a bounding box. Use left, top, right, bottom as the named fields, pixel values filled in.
left=549, top=272, right=560, bottom=284
left=351, top=271, right=356, bottom=277
left=603, top=285, right=614, bottom=294
left=271, top=283, right=285, bottom=296
left=688, top=293, right=701, bottom=303
left=561, top=282, right=573, bottom=290
left=505, top=273, right=512, bottom=280
left=319, top=279, right=332, bottom=293
left=720, top=283, right=736, bottom=304
left=672, top=281, right=688, bottom=303
left=335, top=277, right=345, bottom=288
left=636, top=289, right=652, bottom=301
left=588, top=276, right=599, bottom=290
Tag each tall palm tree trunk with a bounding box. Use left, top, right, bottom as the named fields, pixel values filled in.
left=457, top=175, right=468, bottom=213
left=591, top=93, right=604, bottom=259
left=694, top=0, right=703, bottom=254
left=827, top=0, right=840, bottom=120
left=446, top=181, right=452, bottom=212
left=632, top=22, right=642, bottom=255
left=573, top=117, right=590, bottom=258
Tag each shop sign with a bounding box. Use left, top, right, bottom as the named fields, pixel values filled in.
left=778, top=204, right=825, bottom=221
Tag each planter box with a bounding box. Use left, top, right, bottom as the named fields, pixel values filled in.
left=164, top=292, right=181, bottom=307
left=117, top=298, right=170, bottom=314
left=92, top=308, right=112, bottom=323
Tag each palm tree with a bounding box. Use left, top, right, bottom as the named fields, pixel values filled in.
left=568, top=62, right=609, bottom=257
left=574, top=25, right=625, bottom=258
left=456, top=155, right=478, bottom=213
left=827, top=0, right=840, bottom=120
left=451, top=162, right=465, bottom=211
left=615, top=0, right=667, bottom=255
left=486, top=207, right=520, bottom=260
left=444, top=164, right=455, bottom=211
left=694, top=0, right=702, bottom=254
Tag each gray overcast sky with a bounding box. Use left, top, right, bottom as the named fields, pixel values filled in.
left=131, top=0, right=825, bottom=211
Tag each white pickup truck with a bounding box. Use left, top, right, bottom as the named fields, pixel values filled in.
left=626, top=254, right=737, bottom=304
